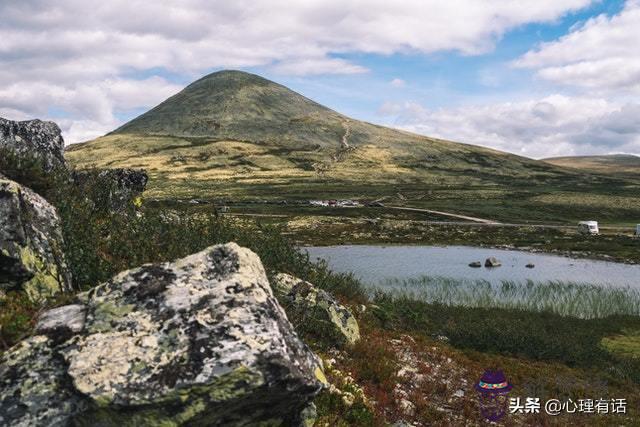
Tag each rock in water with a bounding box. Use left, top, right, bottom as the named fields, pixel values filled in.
left=468, top=261, right=482, bottom=268
left=0, top=117, right=66, bottom=171
left=484, top=257, right=502, bottom=267
left=0, top=243, right=325, bottom=426
left=0, top=174, right=72, bottom=301
left=274, top=273, right=360, bottom=347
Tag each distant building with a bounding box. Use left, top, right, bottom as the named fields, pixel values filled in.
left=578, top=221, right=599, bottom=235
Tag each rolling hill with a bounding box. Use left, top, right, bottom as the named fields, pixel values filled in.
left=545, top=154, right=640, bottom=176
left=66, top=70, right=640, bottom=223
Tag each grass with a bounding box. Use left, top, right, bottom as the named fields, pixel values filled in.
left=370, top=294, right=640, bottom=378
left=376, top=277, right=640, bottom=318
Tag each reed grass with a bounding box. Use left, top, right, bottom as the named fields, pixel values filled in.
left=375, top=276, right=640, bottom=318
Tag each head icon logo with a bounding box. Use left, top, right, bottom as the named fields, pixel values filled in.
left=475, top=369, right=512, bottom=422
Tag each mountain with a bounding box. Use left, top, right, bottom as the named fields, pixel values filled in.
left=544, top=154, right=640, bottom=176
left=67, top=70, right=624, bottom=214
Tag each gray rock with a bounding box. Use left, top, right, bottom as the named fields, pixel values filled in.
left=36, top=304, right=86, bottom=337
left=1, top=243, right=325, bottom=426
left=484, top=257, right=502, bottom=267
left=0, top=174, right=72, bottom=301
left=299, top=403, right=318, bottom=427
left=0, top=117, right=66, bottom=171
left=0, top=335, right=88, bottom=427
left=72, top=168, right=148, bottom=196
left=468, top=261, right=481, bottom=268
left=72, top=168, right=148, bottom=210
left=274, top=273, right=360, bottom=347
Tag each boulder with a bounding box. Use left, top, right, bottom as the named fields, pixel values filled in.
left=274, top=273, right=360, bottom=347
left=0, top=174, right=72, bottom=301
left=72, top=168, right=148, bottom=195
left=468, top=261, right=481, bottom=268
left=484, top=257, right=502, bottom=267
left=0, top=243, right=325, bottom=426
left=0, top=117, right=66, bottom=172
left=72, top=168, right=148, bottom=210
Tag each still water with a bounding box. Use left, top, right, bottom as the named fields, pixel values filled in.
left=304, top=245, right=640, bottom=288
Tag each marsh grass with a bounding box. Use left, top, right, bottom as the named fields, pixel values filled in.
left=376, top=276, right=640, bottom=319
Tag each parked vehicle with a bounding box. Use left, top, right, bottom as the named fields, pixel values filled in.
left=578, top=221, right=599, bottom=235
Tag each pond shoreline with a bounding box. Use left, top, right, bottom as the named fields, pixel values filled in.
left=301, top=240, right=639, bottom=265
left=303, top=244, right=640, bottom=290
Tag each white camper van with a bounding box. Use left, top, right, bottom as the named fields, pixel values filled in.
left=578, top=221, right=599, bottom=235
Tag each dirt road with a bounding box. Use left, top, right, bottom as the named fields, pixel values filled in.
left=386, top=206, right=500, bottom=224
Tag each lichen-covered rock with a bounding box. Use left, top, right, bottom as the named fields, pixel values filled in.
left=0, top=335, right=88, bottom=427
left=0, top=243, right=325, bottom=426
left=72, top=168, right=148, bottom=195
left=0, top=117, right=66, bottom=171
left=274, top=273, right=360, bottom=347
left=0, top=174, right=72, bottom=301
left=71, top=168, right=148, bottom=210
left=36, top=304, right=86, bottom=339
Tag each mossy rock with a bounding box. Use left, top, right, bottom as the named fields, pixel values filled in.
left=0, top=176, right=72, bottom=302
left=274, top=273, right=360, bottom=347
left=1, top=244, right=323, bottom=426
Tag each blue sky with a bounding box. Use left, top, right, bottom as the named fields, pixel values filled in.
left=1, top=0, right=638, bottom=158
left=260, top=0, right=626, bottom=118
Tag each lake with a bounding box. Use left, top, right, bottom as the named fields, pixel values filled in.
left=304, top=245, right=640, bottom=289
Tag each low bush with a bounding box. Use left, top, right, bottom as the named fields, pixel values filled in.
left=371, top=293, right=640, bottom=383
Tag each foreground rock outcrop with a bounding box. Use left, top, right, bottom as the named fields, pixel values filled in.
left=0, top=173, right=72, bottom=301
left=0, top=117, right=66, bottom=171
left=0, top=243, right=325, bottom=426
left=274, top=273, right=360, bottom=347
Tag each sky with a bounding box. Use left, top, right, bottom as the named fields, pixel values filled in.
left=0, top=0, right=639, bottom=159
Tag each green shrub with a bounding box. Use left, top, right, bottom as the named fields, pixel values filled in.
left=0, top=292, right=37, bottom=349
left=0, top=147, right=63, bottom=195
left=371, top=293, right=640, bottom=383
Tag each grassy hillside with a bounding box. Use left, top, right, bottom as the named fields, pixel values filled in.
left=545, top=154, right=640, bottom=176
left=67, top=71, right=640, bottom=224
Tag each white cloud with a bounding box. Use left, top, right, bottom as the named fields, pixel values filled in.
left=390, top=78, right=406, bottom=88
left=515, top=0, right=640, bottom=93
left=378, top=95, right=640, bottom=158
left=0, top=0, right=593, bottom=142
left=271, top=58, right=368, bottom=76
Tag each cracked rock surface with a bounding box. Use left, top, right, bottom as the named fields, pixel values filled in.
left=0, top=174, right=72, bottom=301
left=0, top=243, right=324, bottom=426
